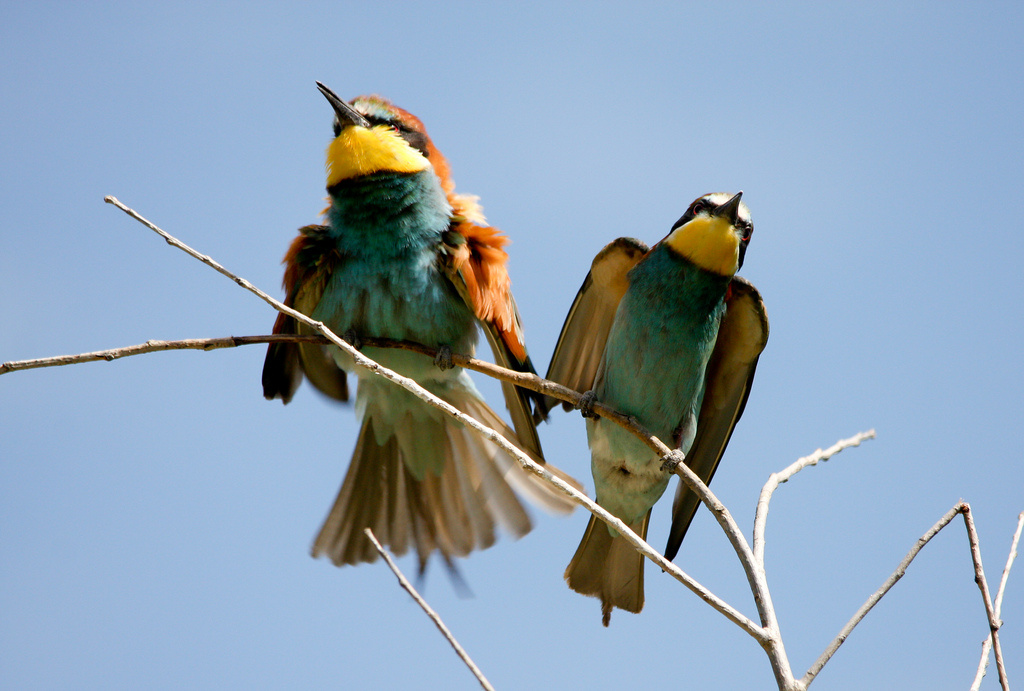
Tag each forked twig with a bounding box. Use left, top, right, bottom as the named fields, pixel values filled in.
left=801, top=504, right=962, bottom=685
left=972, top=512, right=1023, bottom=690
left=100, top=196, right=767, bottom=644
left=754, top=431, right=877, bottom=566
left=962, top=506, right=1010, bottom=690
left=16, top=195, right=1000, bottom=690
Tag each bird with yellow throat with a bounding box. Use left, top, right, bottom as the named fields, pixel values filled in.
left=263, top=83, right=581, bottom=572
left=543, top=192, right=768, bottom=624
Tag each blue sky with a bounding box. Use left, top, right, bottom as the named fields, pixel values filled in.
left=2, top=2, right=1022, bottom=688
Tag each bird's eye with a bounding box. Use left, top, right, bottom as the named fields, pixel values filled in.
left=692, top=201, right=706, bottom=215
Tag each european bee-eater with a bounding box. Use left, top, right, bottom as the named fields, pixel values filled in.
left=543, top=192, right=768, bottom=624
left=262, top=82, right=579, bottom=571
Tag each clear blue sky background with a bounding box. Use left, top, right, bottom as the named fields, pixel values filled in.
left=3, top=2, right=1022, bottom=689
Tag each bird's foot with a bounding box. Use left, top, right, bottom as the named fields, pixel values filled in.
left=661, top=449, right=686, bottom=473
left=342, top=329, right=361, bottom=350
left=576, top=390, right=599, bottom=419
left=434, top=345, right=454, bottom=371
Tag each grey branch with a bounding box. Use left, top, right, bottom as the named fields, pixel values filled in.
left=0, top=335, right=324, bottom=374
left=972, top=512, right=1024, bottom=691
left=801, top=504, right=962, bottom=685
left=962, top=505, right=1010, bottom=691
left=15, top=195, right=997, bottom=690
left=363, top=529, right=495, bottom=691
left=100, top=197, right=766, bottom=644
left=754, top=431, right=878, bottom=567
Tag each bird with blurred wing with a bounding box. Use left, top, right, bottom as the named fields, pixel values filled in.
left=542, top=192, right=768, bottom=624
left=263, top=83, right=580, bottom=572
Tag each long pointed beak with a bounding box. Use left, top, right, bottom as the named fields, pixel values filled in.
left=712, top=191, right=744, bottom=225
left=315, top=81, right=370, bottom=129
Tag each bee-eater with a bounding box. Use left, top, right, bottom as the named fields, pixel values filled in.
left=543, top=192, right=768, bottom=624
left=262, top=82, right=579, bottom=571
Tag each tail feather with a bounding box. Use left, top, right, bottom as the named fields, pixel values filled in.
left=564, top=511, right=651, bottom=626
left=448, top=421, right=528, bottom=540
left=312, top=389, right=578, bottom=570
left=313, top=421, right=393, bottom=565
left=457, top=394, right=581, bottom=516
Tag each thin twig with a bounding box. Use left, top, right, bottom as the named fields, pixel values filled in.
left=801, top=503, right=964, bottom=686
left=1, top=326, right=664, bottom=464
left=0, top=335, right=325, bottom=374
left=962, top=505, right=1009, bottom=691
left=661, top=443, right=796, bottom=686
left=363, top=529, right=495, bottom=691
left=972, top=512, right=1024, bottom=691
left=102, top=196, right=768, bottom=644
left=742, top=430, right=874, bottom=688
left=88, top=197, right=900, bottom=689
left=92, top=198, right=910, bottom=689
left=0, top=320, right=850, bottom=684
left=753, top=431, right=877, bottom=566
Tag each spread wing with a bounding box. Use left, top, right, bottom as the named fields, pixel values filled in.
left=440, top=220, right=546, bottom=459
left=539, top=237, right=649, bottom=416
left=664, top=276, right=769, bottom=560
left=262, top=225, right=349, bottom=404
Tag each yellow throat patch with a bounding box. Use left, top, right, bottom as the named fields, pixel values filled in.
left=325, top=126, right=429, bottom=187
left=665, top=215, right=740, bottom=276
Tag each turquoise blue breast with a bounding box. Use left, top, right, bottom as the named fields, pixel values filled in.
left=598, top=245, right=730, bottom=448
left=313, top=170, right=477, bottom=353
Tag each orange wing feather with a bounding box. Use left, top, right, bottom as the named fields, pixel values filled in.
left=446, top=220, right=526, bottom=362
left=414, top=125, right=527, bottom=364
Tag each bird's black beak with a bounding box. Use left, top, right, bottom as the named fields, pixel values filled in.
left=712, top=191, right=744, bottom=225
left=316, top=81, right=370, bottom=129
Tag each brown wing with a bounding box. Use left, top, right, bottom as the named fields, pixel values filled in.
left=440, top=221, right=545, bottom=459
left=539, top=237, right=649, bottom=416
left=262, top=226, right=349, bottom=404
left=664, top=276, right=769, bottom=560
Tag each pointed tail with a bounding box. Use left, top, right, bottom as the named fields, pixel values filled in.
left=564, top=510, right=650, bottom=626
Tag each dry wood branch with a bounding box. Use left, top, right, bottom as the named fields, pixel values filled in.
left=5, top=313, right=788, bottom=674
left=39, top=195, right=967, bottom=689
left=101, top=196, right=768, bottom=645
left=802, top=502, right=1001, bottom=688
left=801, top=504, right=963, bottom=685
left=88, top=197, right=906, bottom=689
left=962, top=505, right=1010, bottom=691
left=364, top=529, right=495, bottom=691
left=0, top=335, right=325, bottom=374
left=972, top=512, right=1024, bottom=691
left=754, top=431, right=877, bottom=567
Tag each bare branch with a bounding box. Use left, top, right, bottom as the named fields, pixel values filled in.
left=972, top=512, right=1024, bottom=691
left=85, top=197, right=943, bottom=689
left=93, top=198, right=903, bottom=687
left=2, top=327, right=667, bottom=468
left=0, top=321, right=856, bottom=685
left=363, top=529, right=495, bottom=691
left=754, top=431, right=878, bottom=566
left=661, top=445, right=796, bottom=685
left=962, top=505, right=1010, bottom=691
left=0, top=335, right=325, bottom=374
left=801, top=503, right=963, bottom=686
left=102, top=196, right=768, bottom=644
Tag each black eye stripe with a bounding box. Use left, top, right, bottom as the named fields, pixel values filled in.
left=332, top=112, right=430, bottom=157
left=364, top=114, right=401, bottom=129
